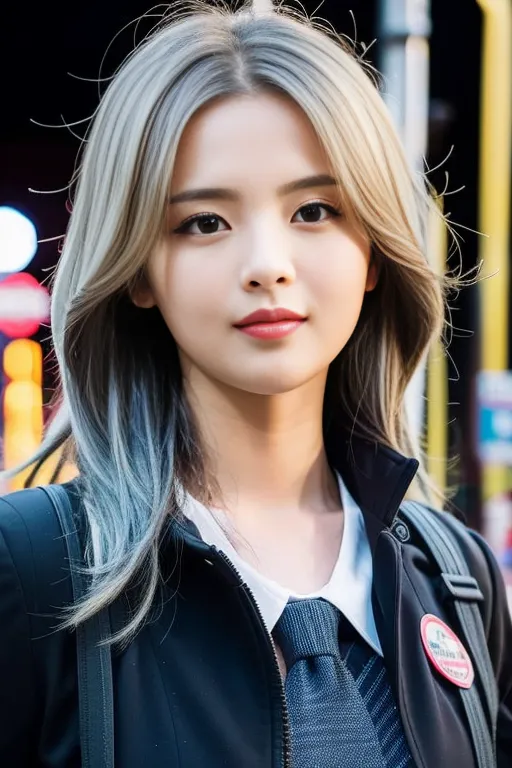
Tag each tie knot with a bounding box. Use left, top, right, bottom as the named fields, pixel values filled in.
left=273, top=598, right=341, bottom=669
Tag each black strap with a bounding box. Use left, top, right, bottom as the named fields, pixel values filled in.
left=400, top=501, right=498, bottom=768
left=42, top=484, right=115, bottom=768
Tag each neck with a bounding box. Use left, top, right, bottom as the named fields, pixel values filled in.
left=183, top=367, right=338, bottom=516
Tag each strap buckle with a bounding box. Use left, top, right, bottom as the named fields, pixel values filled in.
left=440, top=573, right=484, bottom=603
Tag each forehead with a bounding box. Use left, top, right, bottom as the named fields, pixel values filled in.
left=170, top=92, right=331, bottom=191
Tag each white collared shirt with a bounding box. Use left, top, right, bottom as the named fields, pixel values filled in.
left=182, top=473, right=383, bottom=656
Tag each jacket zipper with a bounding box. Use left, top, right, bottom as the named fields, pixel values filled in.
left=213, top=547, right=292, bottom=768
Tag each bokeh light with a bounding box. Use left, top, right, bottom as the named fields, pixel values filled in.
left=0, top=206, right=38, bottom=273
left=0, top=272, right=50, bottom=338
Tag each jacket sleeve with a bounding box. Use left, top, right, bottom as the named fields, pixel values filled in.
left=468, top=529, right=512, bottom=767
left=0, top=498, right=38, bottom=766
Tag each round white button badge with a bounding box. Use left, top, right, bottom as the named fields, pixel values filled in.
left=420, top=614, right=474, bottom=689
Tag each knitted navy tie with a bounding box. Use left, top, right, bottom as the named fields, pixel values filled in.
left=274, top=599, right=413, bottom=768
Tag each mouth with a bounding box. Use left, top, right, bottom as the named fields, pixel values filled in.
left=233, top=307, right=307, bottom=340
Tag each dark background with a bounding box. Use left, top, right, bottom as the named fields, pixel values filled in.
left=1, top=0, right=485, bottom=520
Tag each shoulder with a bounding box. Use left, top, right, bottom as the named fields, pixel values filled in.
left=443, top=512, right=512, bottom=686
left=400, top=503, right=501, bottom=614
left=412, top=506, right=512, bottom=707
left=0, top=484, right=80, bottom=758
left=426, top=509, right=497, bottom=610
left=0, top=484, right=63, bottom=545
left=0, top=483, right=79, bottom=619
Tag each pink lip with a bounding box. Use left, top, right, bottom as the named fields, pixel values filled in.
left=237, top=320, right=305, bottom=339
left=233, top=307, right=307, bottom=340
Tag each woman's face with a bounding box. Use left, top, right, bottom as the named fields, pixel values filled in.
left=136, top=92, right=377, bottom=395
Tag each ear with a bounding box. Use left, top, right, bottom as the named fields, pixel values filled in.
left=365, top=249, right=380, bottom=293
left=130, top=272, right=157, bottom=309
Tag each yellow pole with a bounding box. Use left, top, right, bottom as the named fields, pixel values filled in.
left=476, top=0, right=512, bottom=500
left=427, top=201, right=448, bottom=494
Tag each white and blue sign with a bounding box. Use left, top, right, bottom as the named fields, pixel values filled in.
left=478, top=371, right=512, bottom=464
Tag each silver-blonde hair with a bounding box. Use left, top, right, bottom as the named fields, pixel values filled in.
left=5, top=0, right=456, bottom=642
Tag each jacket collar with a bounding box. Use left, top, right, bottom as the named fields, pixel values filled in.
left=329, top=432, right=419, bottom=553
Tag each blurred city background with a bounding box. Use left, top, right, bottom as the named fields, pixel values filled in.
left=1, top=0, right=511, bottom=603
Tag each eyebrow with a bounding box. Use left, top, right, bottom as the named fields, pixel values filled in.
left=167, top=174, right=338, bottom=205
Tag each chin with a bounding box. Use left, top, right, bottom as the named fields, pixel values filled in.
left=227, top=366, right=318, bottom=397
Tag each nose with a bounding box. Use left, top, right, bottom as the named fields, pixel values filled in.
left=240, top=225, right=296, bottom=292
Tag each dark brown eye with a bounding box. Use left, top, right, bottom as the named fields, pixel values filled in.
left=299, top=204, right=323, bottom=222
left=293, top=203, right=341, bottom=224
left=196, top=215, right=221, bottom=234
left=174, top=214, right=229, bottom=235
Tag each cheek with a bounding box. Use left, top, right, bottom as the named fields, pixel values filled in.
left=149, top=246, right=228, bottom=346
left=303, top=244, right=370, bottom=324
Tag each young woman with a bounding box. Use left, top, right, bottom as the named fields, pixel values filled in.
left=0, top=2, right=510, bottom=766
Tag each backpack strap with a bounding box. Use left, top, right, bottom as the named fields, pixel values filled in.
left=400, top=501, right=498, bottom=768
left=42, top=484, right=114, bottom=768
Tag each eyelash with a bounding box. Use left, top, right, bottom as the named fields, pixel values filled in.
left=173, top=201, right=343, bottom=235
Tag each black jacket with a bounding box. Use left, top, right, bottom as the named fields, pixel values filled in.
left=0, top=437, right=511, bottom=767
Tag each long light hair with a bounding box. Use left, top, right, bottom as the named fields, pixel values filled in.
left=5, top=0, right=458, bottom=642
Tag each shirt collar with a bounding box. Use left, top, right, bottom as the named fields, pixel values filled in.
left=181, top=473, right=383, bottom=656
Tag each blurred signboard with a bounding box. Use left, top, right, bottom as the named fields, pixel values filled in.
left=478, top=371, right=512, bottom=611
left=478, top=371, right=512, bottom=464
